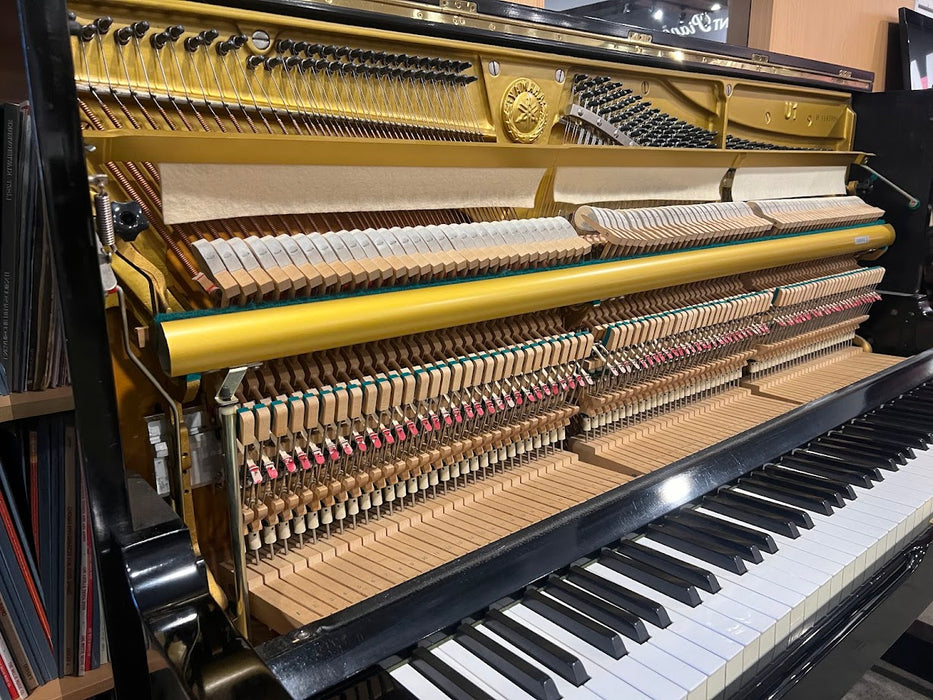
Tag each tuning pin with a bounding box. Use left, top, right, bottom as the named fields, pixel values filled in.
left=305, top=43, right=323, bottom=57
left=79, top=24, right=98, bottom=42
left=215, top=40, right=233, bottom=56
left=114, top=25, right=134, bottom=45
left=150, top=31, right=169, bottom=49
left=230, top=33, right=247, bottom=48
left=264, top=56, right=284, bottom=70
left=291, top=41, right=309, bottom=55
left=93, top=16, right=113, bottom=35
left=199, top=28, right=219, bottom=44
left=276, top=38, right=294, bottom=53
left=166, top=24, right=185, bottom=41
left=246, top=54, right=264, bottom=70
left=184, top=35, right=203, bottom=52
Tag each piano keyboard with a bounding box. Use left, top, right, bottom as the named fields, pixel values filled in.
left=385, top=385, right=933, bottom=700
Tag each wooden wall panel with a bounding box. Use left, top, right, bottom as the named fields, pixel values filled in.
left=749, top=0, right=903, bottom=90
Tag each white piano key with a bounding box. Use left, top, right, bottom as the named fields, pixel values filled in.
left=472, top=623, right=606, bottom=700
left=433, top=640, right=535, bottom=700
left=582, top=563, right=743, bottom=692
left=535, top=589, right=711, bottom=699
left=506, top=604, right=688, bottom=700
left=586, top=561, right=761, bottom=681
left=637, top=538, right=793, bottom=653
left=390, top=663, right=455, bottom=700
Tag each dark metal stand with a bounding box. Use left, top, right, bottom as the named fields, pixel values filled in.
left=855, top=89, right=933, bottom=355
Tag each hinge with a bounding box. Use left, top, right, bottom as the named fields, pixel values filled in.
left=628, top=31, right=653, bottom=44
left=439, top=0, right=477, bottom=13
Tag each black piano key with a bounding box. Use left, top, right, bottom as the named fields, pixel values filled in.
left=850, top=418, right=930, bottom=446
left=523, top=588, right=628, bottom=659
left=546, top=576, right=651, bottom=642
left=615, top=539, right=721, bottom=593
left=655, top=518, right=764, bottom=563
left=599, top=548, right=702, bottom=606
left=717, top=489, right=815, bottom=528
left=778, top=455, right=876, bottom=488
left=832, top=425, right=924, bottom=452
left=567, top=565, right=672, bottom=628
left=801, top=439, right=899, bottom=470
left=485, top=609, right=590, bottom=686
left=702, top=494, right=800, bottom=538
left=762, top=465, right=857, bottom=500
left=735, top=477, right=835, bottom=515
left=810, top=433, right=912, bottom=465
left=455, top=623, right=560, bottom=700
left=799, top=444, right=896, bottom=473
left=887, top=398, right=933, bottom=419
left=749, top=471, right=847, bottom=507
left=789, top=450, right=885, bottom=480
left=813, top=435, right=906, bottom=465
left=410, top=647, right=496, bottom=700
left=867, top=408, right=933, bottom=434
left=667, top=509, right=779, bottom=553
left=644, top=523, right=747, bottom=574
left=857, top=411, right=933, bottom=434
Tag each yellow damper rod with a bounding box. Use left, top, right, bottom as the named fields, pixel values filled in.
left=156, top=224, right=894, bottom=377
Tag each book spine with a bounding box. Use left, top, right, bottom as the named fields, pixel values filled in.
left=61, top=426, right=75, bottom=677
left=75, top=481, right=87, bottom=677
left=0, top=633, right=24, bottom=700
left=0, top=479, right=51, bottom=650
left=80, top=478, right=92, bottom=674
left=0, top=104, right=21, bottom=388
left=0, top=495, right=54, bottom=683
left=26, top=434, right=37, bottom=570
left=0, top=594, right=37, bottom=692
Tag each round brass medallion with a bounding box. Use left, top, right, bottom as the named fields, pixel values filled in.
left=501, top=78, right=548, bottom=144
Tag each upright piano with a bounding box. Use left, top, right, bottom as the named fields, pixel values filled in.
left=12, top=0, right=933, bottom=697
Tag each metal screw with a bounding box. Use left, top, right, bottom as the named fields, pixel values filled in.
left=293, top=628, right=311, bottom=642
left=488, top=60, right=500, bottom=77
left=251, top=29, right=270, bottom=50
left=555, top=68, right=565, bottom=83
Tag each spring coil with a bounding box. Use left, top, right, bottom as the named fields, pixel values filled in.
left=93, top=189, right=115, bottom=248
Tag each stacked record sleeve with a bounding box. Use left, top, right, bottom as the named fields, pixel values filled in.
left=0, top=103, right=69, bottom=397
left=0, top=415, right=108, bottom=699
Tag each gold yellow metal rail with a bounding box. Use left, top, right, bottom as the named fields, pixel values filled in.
left=82, top=131, right=865, bottom=170
left=155, top=224, right=894, bottom=377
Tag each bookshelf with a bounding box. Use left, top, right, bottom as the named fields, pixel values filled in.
left=0, top=388, right=74, bottom=424
left=28, top=664, right=112, bottom=700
